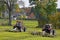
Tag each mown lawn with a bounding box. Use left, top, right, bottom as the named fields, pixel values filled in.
left=0, top=20, right=60, bottom=40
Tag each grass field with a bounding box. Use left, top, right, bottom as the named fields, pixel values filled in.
left=0, top=20, right=60, bottom=40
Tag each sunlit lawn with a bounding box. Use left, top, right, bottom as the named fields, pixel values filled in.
left=0, top=20, right=60, bottom=40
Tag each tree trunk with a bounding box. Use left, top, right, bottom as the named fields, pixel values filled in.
left=38, top=19, right=46, bottom=28
left=8, top=10, right=12, bottom=26
left=38, top=19, right=42, bottom=28
left=37, top=14, right=46, bottom=28
left=37, top=14, right=43, bottom=28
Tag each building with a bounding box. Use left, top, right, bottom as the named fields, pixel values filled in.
left=17, top=0, right=60, bottom=19
left=17, top=0, right=36, bottom=19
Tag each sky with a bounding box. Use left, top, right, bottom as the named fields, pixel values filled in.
left=17, top=0, right=30, bottom=8
left=17, top=0, right=60, bottom=9
left=56, top=0, right=60, bottom=9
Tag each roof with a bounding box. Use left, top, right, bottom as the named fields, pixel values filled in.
left=57, top=9, right=60, bottom=12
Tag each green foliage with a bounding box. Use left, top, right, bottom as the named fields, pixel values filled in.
left=48, top=12, right=60, bottom=29
left=34, top=0, right=57, bottom=19
left=45, top=1, right=57, bottom=14
left=0, top=3, right=6, bottom=18
left=14, top=4, right=19, bottom=9
left=0, top=4, right=5, bottom=12
left=29, top=0, right=36, bottom=3
left=33, top=0, right=57, bottom=27
left=0, top=0, right=17, bottom=25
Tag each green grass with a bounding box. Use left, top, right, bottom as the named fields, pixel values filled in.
left=0, top=20, right=60, bottom=40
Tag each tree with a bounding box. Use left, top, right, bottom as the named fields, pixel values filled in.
left=45, top=0, right=57, bottom=23
left=0, top=2, right=6, bottom=18
left=15, top=4, right=21, bottom=12
left=49, top=12, right=60, bottom=29
left=29, top=0, right=35, bottom=3
left=0, top=0, right=17, bottom=25
left=33, top=0, right=57, bottom=27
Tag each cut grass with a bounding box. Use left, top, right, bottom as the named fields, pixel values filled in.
left=0, top=20, right=60, bottom=40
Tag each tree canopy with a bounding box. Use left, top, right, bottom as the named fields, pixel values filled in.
left=32, top=0, right=57, bottom=27
left=0, top=0, right=17, bottom=25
